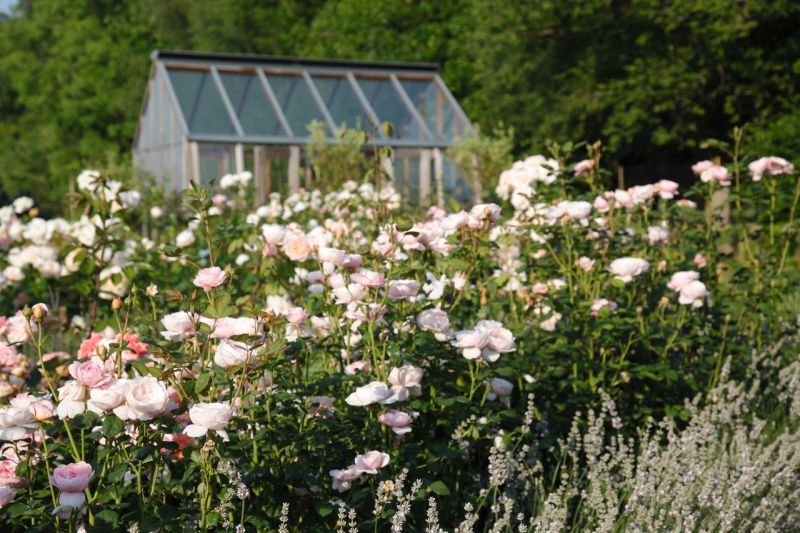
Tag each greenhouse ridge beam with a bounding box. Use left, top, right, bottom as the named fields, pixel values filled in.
left=152, top=49, right=440, bottom=74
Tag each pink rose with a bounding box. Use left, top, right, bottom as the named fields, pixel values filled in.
left=284, top=236, right=311, bottom=262
left=206, top=317, right=260, bottom=339
left=388, top=364, right=423, bottom=401
left=416, top=309, right=452, bottom=341
left=184, top=402, right=233, bottom=441
left=691, top=160, right=714, bottom=175
left=317, top=247, right=345, bottom=265
left=700, top=165, right=731, bottom=186
left=121, top=377, right=168, bottom=420
left=354, top=451, right=390, bottom=474
left=68, top=357, right=111, bottom=388
left=386, top=280, right=420, bottom=301
left=50, top=461, right=93, bottom=493
left=329, top=465, right=361, bottom=492
left=590, top=298, right=618, bottom=317
left=87, top=379, right=127, bottom=414
left=608, top=258, right=650, bottom=283
left=574, top=159, right=594, bottom=176
left=0, top=486, right=14, bottom=507
left=667, top=271, right=700, bottom=292
left=748, top=156, right=795, bottom=181
left=345, top=360, right=371, bottom=375
left=286, top=307, right=308, bottom=324
left=378, top=410, right=413, bottom=435
left=160, top=312, right=200, bottom=341
left=214, top=339, right=252, bottom=369
left=694, top=254, right=707, bottom=269
left=576, top=256, right=595, bottom=272
left=679, top=280, right=708, bottom=308
left=350, top=269, right=386, bottom=288
left=654, top=179, right=679, bottom=199
left=193, top=266, right=227, bottom=290
left=593, top=196, right=610, bottom=213
left=342, top=254, right=363, bottom=269
left=0, top=460, right=26, bottom=488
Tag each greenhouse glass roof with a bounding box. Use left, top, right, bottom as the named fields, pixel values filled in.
left=141, top=50, right=472, bottom=148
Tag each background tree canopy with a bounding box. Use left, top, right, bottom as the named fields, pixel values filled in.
left=0, top=0, right=798, bottom=211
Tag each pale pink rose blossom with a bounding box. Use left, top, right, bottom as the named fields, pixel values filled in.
left=286, top=307, right=308, bottom=324
left=214, top=339, right=253, bottom=369
left=608, top=258, right=650, bottom=282
left=593, top=196, right=610, bottom=213
left=87, top=379, right=127, bottom=414
left=700, top=165, right=731, bottom=186
left=50, top=462, right=93, bottom=499
left=748, top=156, right=795, bottom=181
left=576, top=256, right=595, bottom=272
left=692, top=160, right=715, bottom=175
left=206, top=317, right=259, bottom=339
left=329, top=465, right=361, bottom=492
left=388, top=365, right=424, bottom=401
left=648, top=226, right=670, bottom=245
left=342, top=254, right=363, bottom=269
left=261, top=224, right=286, bottom=245
left=386, top=280, right=420, bottom=301
left=486, top=377, right=513, bottom=406
left=654, top=179, right=679, bottom=199
left=667, top=271, right=700, bottom=292
left=416, top=309, right=452, bottom=341
left=378, top=410, right=413, bottom=435
left=317, top=247, right=345, bottom=265
left=346, top=381, right=393, bottom=406
left=183, top=402, right=233, bottom=441
left=67, top=357, right=111, bottom=388
left=679, top=280, right=708, bottom=308
left=333, top=283, right=366, bottom=305
left=284, top=236, right=312, bottom=261
left=612, top=189, right=633, bottom=209
left=694, top=254, right=707, bottom=269
left=160, top=312, right=199, bottom=341
left=193, top=266, right=227, bottom=290
left=590, top=298, right=618, bottom=317
left=0, top=486, right=14, bottom=507
left=354, top=451, right=390, bottom=474
left=120, top=377, right=168, bottom=421
left=574, top=159, right=594, bottom=176
left=469, top=203, right=502, bottom=225
left=350, top=269, right=386, bottom=288
left=345, top=360, right=371, bottom=375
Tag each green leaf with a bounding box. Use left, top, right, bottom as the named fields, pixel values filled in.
left=102, top=414, right=124, bottom=437
left=195, top=372, right=211, bottom=395
left=428, top=480, right=450, bottom=496
left=95, top=509, right=119, bottom=528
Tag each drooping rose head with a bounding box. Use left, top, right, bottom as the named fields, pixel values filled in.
left=354, top=450, right=390, bottom=474
left=378, top=410, right=413, bottom=435
left=68, top=357, right=111, bottom=388
left=317, top=247, right=345, bottom=265
left=345, top=381, right=391, bottom=406
left=160, top=312, right=198, bottom=341
left=574, top=159, right=594, bottom=176
left=50, top=461, right=93, bottom=493
left=0, top=486, right=14, bottom=507
left=748, top=156, right=795, bottom=181
left=193, top=266, right=227, bottom=290
left=691, top=160, right=714, bottom=176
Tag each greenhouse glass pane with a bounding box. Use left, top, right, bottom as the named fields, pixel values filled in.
left=219, top=72, right=286, bottom=137
left=167, top=69, right=235, bottom=135
left=357, top=77, right=423, bottom=140
left=198, top=144, right=236, bottom=186
left=400, top=79, right=460, bottom=141
left=268, top=73, right=327, bottom=137
left=312, top=75, right=372, bottom=131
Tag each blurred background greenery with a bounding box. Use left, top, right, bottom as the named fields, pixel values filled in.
left=0, top=0, right=798, bottom=212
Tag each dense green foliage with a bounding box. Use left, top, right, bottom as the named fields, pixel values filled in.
left=0, top=0, right=799, bottom=210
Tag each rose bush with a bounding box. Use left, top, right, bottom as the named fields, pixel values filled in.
left=0, top=132, right=797, bottom=531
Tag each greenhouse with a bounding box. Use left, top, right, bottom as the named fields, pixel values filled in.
left=132, top=49, right=474, bottom=203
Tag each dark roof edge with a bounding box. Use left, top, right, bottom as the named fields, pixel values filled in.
left=151, top=49, right=440, bottom=71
